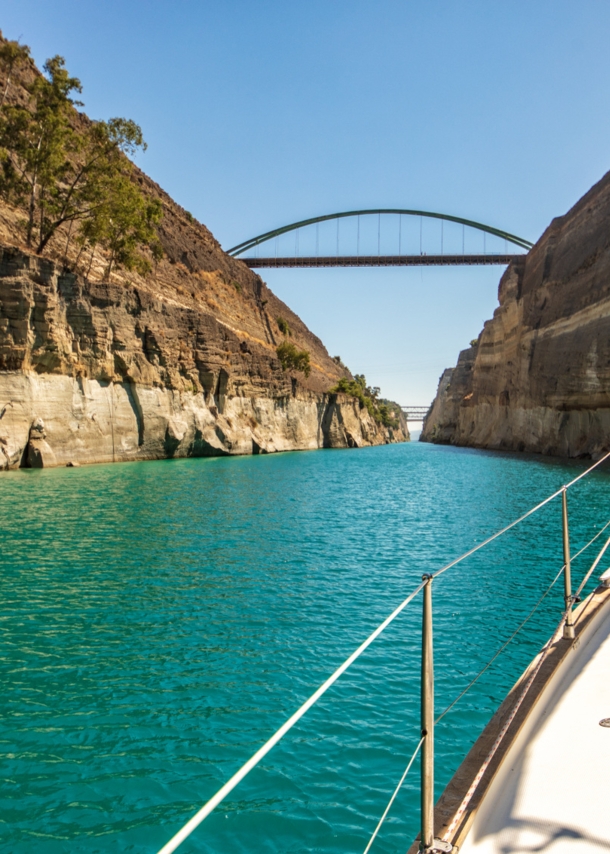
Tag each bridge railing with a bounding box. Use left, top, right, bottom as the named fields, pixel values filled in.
left=156, top=451, right=610, bottom=854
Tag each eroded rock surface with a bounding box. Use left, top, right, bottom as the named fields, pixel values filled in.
left=0, top=38, right=407, bottom=469
left=0, top=247, right=406, bottom=469
left=421, top=170, right=610, bottom=458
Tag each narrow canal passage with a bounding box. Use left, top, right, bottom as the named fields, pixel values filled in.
left=1, top=443, right=608, bottom=853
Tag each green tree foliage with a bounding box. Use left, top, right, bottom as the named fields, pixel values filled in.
left=0, top=55, right=84, bottom=247
left=329, top=374, right=399, bottom=428
left=276, top=340, right=311, bottom=377
left=276, top=316, right=291, bottom=336
left=0, top=46, right=162, bottom=274
left=79, top=173, right=162, bottom=277
left=0, top=39, right=31, bottom=109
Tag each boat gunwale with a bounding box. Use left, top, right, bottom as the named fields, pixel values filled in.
left=408, top=583, right=610, bottom=853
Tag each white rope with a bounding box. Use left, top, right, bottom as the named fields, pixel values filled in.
left=364, top=524, right=606, bottom=854
left=366, top=561, right=565, bottom=854
left=362, top=737, right=424, bottom=854
left=156, top=581, right=426, bottom=854
left=438, top=519, right=610, bottom=842
left=436, top=515, right=610, bottom=727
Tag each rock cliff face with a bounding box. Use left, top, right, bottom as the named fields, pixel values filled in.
left=0, top=39, right=407, bottom=469
left=0, top=246, right=406, bottom=469
left=421, top=170, right=610, bottom=458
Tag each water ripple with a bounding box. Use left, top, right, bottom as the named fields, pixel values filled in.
left=0, top=443, right=608, bottom=852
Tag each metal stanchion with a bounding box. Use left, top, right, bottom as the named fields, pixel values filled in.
left=562, top=488, right=575, bottom=640
left=421, top=574, right=434, bottom=851
left=420, top=575, right=451, bottom=853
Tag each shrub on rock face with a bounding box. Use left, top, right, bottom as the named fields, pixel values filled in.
left=276, top=340, right=311, bottom=377
left=276, top=316, right=291, bottom=336
left=328, top=374, right=399, bottom=429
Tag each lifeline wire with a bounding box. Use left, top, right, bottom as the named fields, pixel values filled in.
left=157, top=452, right=610, bottom=853
left=441, top=527, right=610, bottom=845
left=572, top=518, right=610, bottom=563
left=435, top=523, right=610, bottom=843
left=432, top=450, right=610, bottom=581
left=367, top=519, right=610, bottom=853
left=436, top=515, right=610, bottom=726
left=156, top=581, right=426, bottom=854
left=362, top=738, right=424, bottom=854
left=574, top=535, right=610, bottom=599
left=435, top=565, right=564, bottom=725
left=442, top=611, right=565, bottom=844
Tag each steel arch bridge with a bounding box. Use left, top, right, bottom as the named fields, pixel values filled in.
left=228, top=208, right=533, bottom=268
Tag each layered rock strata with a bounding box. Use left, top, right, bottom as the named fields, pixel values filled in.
left=0, top=246, right=406, bottom=469
left=0, top=39, right=406, bottom=469
left=421, top=170, right=610, bottom=458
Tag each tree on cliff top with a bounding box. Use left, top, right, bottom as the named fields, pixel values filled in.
left=0, top=55, right=84, bottom=247
left=0, top=39, right=31, bottom=109
left=0, top=46, right=162, bottom=273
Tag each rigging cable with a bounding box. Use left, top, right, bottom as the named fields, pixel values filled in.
left=156, top=581, right=426, bottom=854
left=441, top=527, right=610, bottom=845
left=574, top=534, right=610, bottom=599
left=156, top=453, right=610, bottom=854
left=441, top=610, right=563, bottom=844
left=362, top=738, right=424, bottom=854
left=361, top=515, right=610, bottom=853
left=436, top=566, right=564, bottom=725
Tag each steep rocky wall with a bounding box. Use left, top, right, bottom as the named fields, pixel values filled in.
left=0, top=36, right=347, bottom=397
left=0, top=41, right=407, bottom=469
left=421, top=170, right=610, bottom=458
left=0, top=372, right=397, bottom=468
left=0, top=246, right=405, bottom=469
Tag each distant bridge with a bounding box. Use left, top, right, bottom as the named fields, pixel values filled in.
left=229, top=209, right=533, bottom=268
left=401, top=406, right=430, bottom=421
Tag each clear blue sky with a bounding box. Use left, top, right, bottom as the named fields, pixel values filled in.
left=3, top=0, right=610, bottom=406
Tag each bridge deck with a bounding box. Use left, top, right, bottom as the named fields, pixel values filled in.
left=239, top=254, right=525, bottom=268
left=402, top=408, right=429, bottom=420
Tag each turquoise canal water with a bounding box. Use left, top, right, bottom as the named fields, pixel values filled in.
left=1, top=442, right=610, bottom=853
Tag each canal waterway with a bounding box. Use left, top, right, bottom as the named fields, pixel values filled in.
left=1, top=442, right=609, bottom=853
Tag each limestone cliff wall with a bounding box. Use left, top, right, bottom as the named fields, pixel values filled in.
left=0, top=246, right=405, bottom=469
left=0, top=42, right=406, bottom=469
left=421, top=169, right=610, bottom=458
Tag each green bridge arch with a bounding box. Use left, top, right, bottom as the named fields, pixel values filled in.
left=227, top=209, right=533, bottom=257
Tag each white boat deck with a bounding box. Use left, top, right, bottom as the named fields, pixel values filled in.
left=458, top=594, right=610, bottom=854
